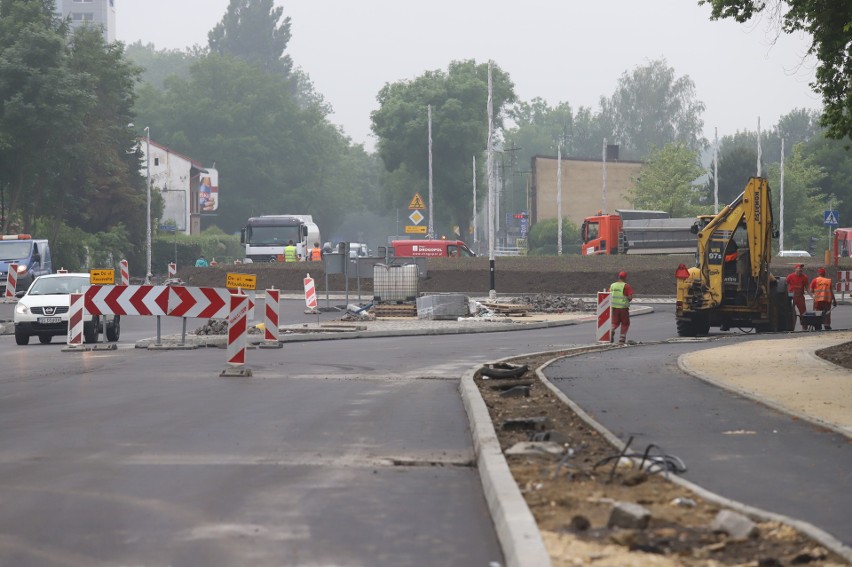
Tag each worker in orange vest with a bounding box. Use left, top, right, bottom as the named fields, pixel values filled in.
left=309, top=242, right=323, bottom=261
left=809, top=267, right=837, bottom=330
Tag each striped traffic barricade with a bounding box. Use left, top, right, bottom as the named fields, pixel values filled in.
left=220, top=293, right=252, bottom=377
left=168, top=262, right=177, bottom=279
left=260, top=288, right=282, bottom=349
left=120, top=259, right=129, bottom=286
left=4, top=263, right=18, bottom=301
left=304, top=273, right=318, bottom=314
left=61, top=292, right=90, bottom=352
left=596, top=291, right=612, bottom=343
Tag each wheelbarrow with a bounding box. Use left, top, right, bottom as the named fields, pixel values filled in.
left=798, top=310, right=829, bottom=331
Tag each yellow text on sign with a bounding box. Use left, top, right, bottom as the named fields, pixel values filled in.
left=90, top=269, right=115, bottom=285
left=408, top=193, right=426, bottom=210
left=405, top=225, right=428, bottom=234
left=226, top=273, right=257, bottom=291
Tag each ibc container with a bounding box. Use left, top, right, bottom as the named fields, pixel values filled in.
left=373, top=264, right=418, bottom=302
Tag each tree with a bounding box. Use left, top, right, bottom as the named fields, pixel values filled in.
left=628, top=143, right=709, bottom=216
left=371, top=60, right=516, bottom=239
left=527, top=218, right=579, bottom=256
left=766, top=143, right=829, bottom=250
left=700, top=0, right=852, bottom=140
left=208, top=0, right=292, bottom=76
left=599, top=59, right=706, bottom=160
left=704, top=132, right=763, bottom=206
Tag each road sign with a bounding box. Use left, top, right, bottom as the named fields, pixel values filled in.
left=226, top=272, right=257, bottom=290
left=90, top=269, right=115, bottom=285
left=824, top=210, right=839, bottom=226
left=408, top=210, right=424, bottom=225
left=408, top=192, right=426, bottom=210
left=405, top=225, right=428, bottom=234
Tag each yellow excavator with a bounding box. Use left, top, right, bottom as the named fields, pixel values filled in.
left=675, top=177, right=793, bottom=336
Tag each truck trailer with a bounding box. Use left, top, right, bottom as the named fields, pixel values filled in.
left=580, top=210, right=696, bottom=255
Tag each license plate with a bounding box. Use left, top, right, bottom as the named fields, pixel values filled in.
left=37, top=317, right=62, bottom=324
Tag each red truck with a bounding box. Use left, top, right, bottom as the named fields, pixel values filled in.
left=390, top=239, right=475, bottom=258
left=580, top=210, right=696, bottom=255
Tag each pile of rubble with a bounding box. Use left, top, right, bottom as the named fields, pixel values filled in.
left=507, top=294, right=595, bottom=313
left=194, top=319, right=264, bottom=335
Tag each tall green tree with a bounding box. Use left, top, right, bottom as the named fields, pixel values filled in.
left=599, top=59, right=706, bottom=160
left=700, top=0, right=852, bottom=140
left=628, top=143, right=708, bottom=216
left=371, top=60, right=516, bottom=238
left=208, top=0, right=292, bottom=76
left=704, top=132, right=763, bottom=206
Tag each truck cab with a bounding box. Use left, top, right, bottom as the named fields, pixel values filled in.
left=0, top=235, right=52, bottom=293
left=580, top=214, right=620, bottom=255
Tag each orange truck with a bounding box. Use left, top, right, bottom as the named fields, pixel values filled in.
left=580, top=210, right=696, bottom=255
left=390, top=239, right=475, bottom=258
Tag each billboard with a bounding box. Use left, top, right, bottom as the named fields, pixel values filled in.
left=199, top=169, right=219, bottom=213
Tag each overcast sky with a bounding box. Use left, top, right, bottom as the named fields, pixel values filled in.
left=116, top=1, right=820, bottom=152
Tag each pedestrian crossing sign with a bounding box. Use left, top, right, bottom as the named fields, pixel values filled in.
left=824, top=210, right=839, bottom=226
left=408, top=192, right=426, bottom=210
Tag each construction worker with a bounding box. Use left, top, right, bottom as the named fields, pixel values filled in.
left=810, top=267, right=837, bottom=330
left=309, top=242, right=323, bottom=261
left=284, top=240, right=297, bottom=262
left=609, top=271, right=633, bottom=345
left=194, top=255, right=208, bottom=267
left=785, top=263, right=810, bottom=330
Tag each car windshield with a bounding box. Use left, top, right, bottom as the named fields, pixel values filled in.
left=0, top=241, right=32, bottom=261
left=28, top=276, right=89, bottom=295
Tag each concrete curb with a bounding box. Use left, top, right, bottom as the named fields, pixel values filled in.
left=537, top=346, right=852, bottom=562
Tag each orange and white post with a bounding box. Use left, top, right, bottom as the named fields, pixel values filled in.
left=120, top=259, right=129, bottom=286
left=62, top=292, right=88, bottom=351
left=168, top=262, right=177, bottom=279
left=220, top=293, right=252, bottom=377
left=4, top=263, right=18, bottom=301
left=260, top=288, right=282, bottom=349
left=596, top=291, right=612, bottom=343
left=304, top=273, right=318, bottom=314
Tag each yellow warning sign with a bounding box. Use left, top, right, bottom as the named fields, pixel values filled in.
left=226, top=273, right=257, bottom=291
left=408, top=192, right=426, bottom=210
left=405, top=225, right=428, bottom=234
left=90, top=269, right=115, bottom=285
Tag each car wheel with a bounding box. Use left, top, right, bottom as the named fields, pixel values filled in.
left=106, top=316, right=120, bottom=342
left=83, top=321, right=98, bottom=344
left=38, top=335, right=52, bottom=344
left=15, top=331, right=30, bottom=346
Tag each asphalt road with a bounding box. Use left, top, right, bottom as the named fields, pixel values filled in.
left=544, top=310, right=852, bottom=547
left=1, top=299, right=850, bottom=564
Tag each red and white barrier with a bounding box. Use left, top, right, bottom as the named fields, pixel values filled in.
left=261, top=288, right=282, bottom=347
left=5, top=263, right=18, bottom=300
left=170, top=286, right=230, bottom=319
left=85, top=285, right=170, bottom=316
left=120, top=259, right=129, bottom=286
left=220, top=293, right=252, bottom=377
left=66, top=292, right=85, bottom=347
left=227, top=288, right=256, bottom=321
left=168, top=262, right=177, bottom=279
left=596, top=292, right=612, bottom=343
left=304, top=273, right=317, bottom=313
left=836, top=270, right=851, bottom=292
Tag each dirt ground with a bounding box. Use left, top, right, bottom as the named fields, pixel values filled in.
left=475, top=353, right=850, bottom=566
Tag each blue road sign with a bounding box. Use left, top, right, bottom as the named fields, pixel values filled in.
left=824, top=210, right=839, bottom=227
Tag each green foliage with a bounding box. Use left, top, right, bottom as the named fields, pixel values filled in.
left=208, top=0, right=292, bottom=76
left=700, top=0, right=852, bottom=141
left=153, top=229, right=242, bottom=272
left=528, top=218, right=580, bottom=256
left=628, top=143, right=710, bottom=216
left=599, top=59, right=706, bottom=160
left=371, top=60, right=516, bottom=238
left=124, top=41, right=198, bottom=89
left=766, top=143, right=830, bottom=251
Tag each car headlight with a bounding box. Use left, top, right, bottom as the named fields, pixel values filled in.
left=16, top=264, right=27, bottom=274
left=14, top=303, right=29, bottom=315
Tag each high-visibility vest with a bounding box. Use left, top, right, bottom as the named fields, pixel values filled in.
left=610, top=281, right=629, bottom=309
left=309, top=248, right=322, bottom=261
left=284, top=245, right=297, bottom=262
left=813, top=277, right=833, bottom=303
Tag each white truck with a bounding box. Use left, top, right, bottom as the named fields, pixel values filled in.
left=241, top=215, right=321, bottom=262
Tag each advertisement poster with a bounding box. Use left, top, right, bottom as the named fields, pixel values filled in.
left=199, top=168, right=219, bottom=213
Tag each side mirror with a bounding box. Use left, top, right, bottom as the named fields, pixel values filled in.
left=15, top=290, right=25, bottom=298
left=240, top=228, right=246, bottom=244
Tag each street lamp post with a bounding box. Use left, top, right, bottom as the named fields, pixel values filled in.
left=145, top=126, right=152, bottom=283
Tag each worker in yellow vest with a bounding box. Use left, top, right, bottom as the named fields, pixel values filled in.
left=284, top=240, right=297, bottom=262
left=609, top=271, right=634, bottom=345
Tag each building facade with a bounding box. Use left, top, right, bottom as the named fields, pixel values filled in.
left=54, top=0, right=116, bottom=43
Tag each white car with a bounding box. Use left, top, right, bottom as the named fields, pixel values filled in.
left=777, top=250, right=812, bottom=258
left=13, top=273, right=120, bottom=346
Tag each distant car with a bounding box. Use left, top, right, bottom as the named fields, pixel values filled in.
left=349, top=243, right=371, bottom=259
left=777, top=250, right=812, bottom=258
left=13, top=273, right=120, bottom=346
